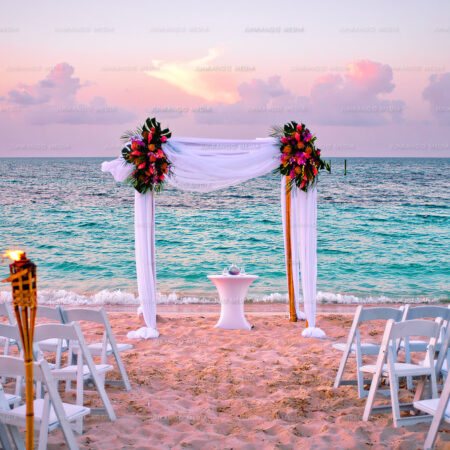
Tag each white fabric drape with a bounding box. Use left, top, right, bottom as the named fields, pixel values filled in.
left=127, top=191, right=159, bottom=339
left=102, top=137, right=324, bottom=339
left=163, top=137, right=280, bottom=192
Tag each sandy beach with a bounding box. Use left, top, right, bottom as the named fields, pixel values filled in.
left=15, top=304, right=445, bottom=449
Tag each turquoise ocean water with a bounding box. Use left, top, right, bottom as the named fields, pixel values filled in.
left=0, top=158, right=448, bottom=305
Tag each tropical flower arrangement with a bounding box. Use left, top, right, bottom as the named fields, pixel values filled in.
left=272, top=121, right=330, bottom=192
left=121, top=117, right=172, bottom=194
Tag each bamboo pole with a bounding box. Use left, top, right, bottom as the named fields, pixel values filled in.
left=285, top=177, right=297, bottom=322
left=2, top=254, right=37, bottom=450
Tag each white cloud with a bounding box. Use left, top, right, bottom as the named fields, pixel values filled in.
left=145, top=49, right=240, bottom=104
left=423, top=73, right=450, bottom=125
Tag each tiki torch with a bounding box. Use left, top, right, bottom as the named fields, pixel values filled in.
left=2, top=250, right=37, bottom=450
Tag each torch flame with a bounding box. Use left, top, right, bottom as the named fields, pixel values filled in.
left=4, top=250, right=25, bottom=261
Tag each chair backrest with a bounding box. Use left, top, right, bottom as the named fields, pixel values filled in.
left=62, top=307, right=106, bottom=325
left=435, top=321, right=450, bottom=376
left=389, top=318, right=442, bottom=341
left=0, top=355, right=46, bottom=382
left=359, top=306, right=404, bottom=323
left=0, top=323, right=21, bottom=343
left=34, top=322, right=80, bottom=343
left=403, top=305, right=450, bottom=321
left=36, top=305, right=64, bottom=322
left=0, top=302, right=15, bottom=324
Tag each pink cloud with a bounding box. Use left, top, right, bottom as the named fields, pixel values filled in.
left=2, top=63, right=135, bottom=125
left=310, top=60, right=403, bottom=126
left=194, top=60, right=404, bottom=127
left=423, top=73, right=450, bottom=125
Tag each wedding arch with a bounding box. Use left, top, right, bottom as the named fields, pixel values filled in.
left=102, top=118, right=329, bottom=339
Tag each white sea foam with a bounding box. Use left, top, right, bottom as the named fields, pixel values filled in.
left=0, top=289, right=444, bottom=307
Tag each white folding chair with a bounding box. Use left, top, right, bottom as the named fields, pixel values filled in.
left=34, top=322, right=116, bottom=433
left=0, top=302, right=18, bottom=357
left=333, top=306, right=404, bottom=398
left=62, top=307, right=133, bottom=391
left=414, top=370, right=450, bottom=450
left=0, top=355, right=90, bottom=450
left=362, top=318, right=441, bottom=427
left=400, top=305, right=450, bottom=389
left=36, top=305, right=68, bottom=369
left=0, top=323, right=23, bottom=390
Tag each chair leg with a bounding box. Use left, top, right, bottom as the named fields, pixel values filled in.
left=363, top=371, right=381, bottom=421
left=388, top=371, right=401, bottom=428
left=356, top=350, right=365, bottom=398
left=38, top=395, right=50, bottom=450
left=114, top=351, right=131, bottom=391
left=74, top=357, right=84, bottom=434
left=0, top=423, right=13, bottom=450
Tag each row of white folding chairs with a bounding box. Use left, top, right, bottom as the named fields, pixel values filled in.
left=0, top=355, right=90, bottom=450
left=0, top=321, right=116, bottom=421
left=333, top=305, right=450, bottom=448
left=333, top=305, right=450, bottom=398
left=0, top=303, right=132, bottom=391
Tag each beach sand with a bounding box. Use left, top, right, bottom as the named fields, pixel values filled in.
left=5, top=304, right=450, bottom=449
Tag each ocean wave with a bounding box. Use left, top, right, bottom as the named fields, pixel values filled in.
left=0, top=289, right=445, bottom=306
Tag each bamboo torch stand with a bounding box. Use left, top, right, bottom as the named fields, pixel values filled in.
left=2, top=252, right=37, bottom=450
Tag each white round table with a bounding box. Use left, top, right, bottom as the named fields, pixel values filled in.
left=207, top=274, right=258, bottom=330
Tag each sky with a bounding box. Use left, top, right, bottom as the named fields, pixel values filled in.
left=0, top=0, right=449, bottom=157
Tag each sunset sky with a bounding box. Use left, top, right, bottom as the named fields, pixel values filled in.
left=1, top=0, right=449, bottom=157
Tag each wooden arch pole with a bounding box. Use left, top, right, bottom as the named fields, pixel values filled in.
left=285, top=177, right=297, bottom=322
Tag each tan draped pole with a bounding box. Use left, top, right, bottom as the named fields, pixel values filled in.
left=285, top=177, right=297, bottom=322
left=2, top=252, right=37, bottom=450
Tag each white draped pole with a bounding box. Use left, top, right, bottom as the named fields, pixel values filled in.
left=126, top=191, right=159, bottom=339
left=292, top=186, right=325, bottom=338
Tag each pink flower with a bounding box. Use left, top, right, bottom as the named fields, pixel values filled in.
left=289, top=169, right=296, bottom=178
left=305, top=133, right=311, bottom=142
left=138, top=162, right=146, bottom=170
left=131, top=150, right=141, bottom=156
left=297, top=124, right=302, bottom=131
left=156, top=149, right=165, bottom=158
left=297, top=154, right=306, bottom=165
left=281, top=137, right=288, bottom=144
left=294, top=133, right=300, bottom=142
left=151, top=127, right=156, bottom=133
left=159, top=174, right=165, bottom=181
left=161, top=136, right=167, bottom=143
left=312, top=166, right=318, bottom=175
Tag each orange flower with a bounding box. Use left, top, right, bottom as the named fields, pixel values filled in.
left=148, top=144, right=156, bottom=151
left=295, top=166, right=302, bottom=174
left=297, top=142, right=305, bottom=150
left=283, top=145, right=292, bottom=153
left=305, top=146, right=312, bottom=155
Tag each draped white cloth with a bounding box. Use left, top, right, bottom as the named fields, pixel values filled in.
left=101, top=137, right=325, bottom=339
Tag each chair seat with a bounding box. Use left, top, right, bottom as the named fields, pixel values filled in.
left=414, top=398, right=450, bottom=424
left=5, top=393, right=21, bottom=405
left=71, top=342, right=133, bottom=356
left=51, top=364, right=113, bottom=380
left=333, top=342, right=380, bottom=355
left=38, top=338, right=69, bottom=352
left=2, top=398, right=90, bottom=430
left=360, top=362, right=434, bottom=377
